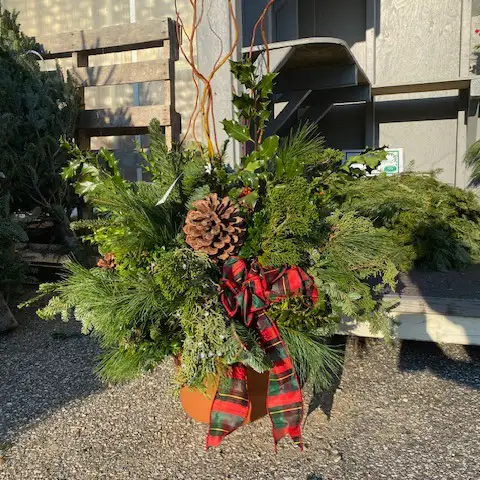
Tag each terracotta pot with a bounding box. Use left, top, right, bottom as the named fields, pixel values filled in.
left=180, top=368, right=269, bottom=424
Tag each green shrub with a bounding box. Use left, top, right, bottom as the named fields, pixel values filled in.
left=0, top=5, right=79, bottom=239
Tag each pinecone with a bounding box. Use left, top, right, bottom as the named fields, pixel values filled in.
left=97, top=252, right=116, bottom=270
left=183, top=193, right=245, bottom=261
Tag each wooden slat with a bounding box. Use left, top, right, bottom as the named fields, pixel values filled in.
left=71, top=60, right=170, bottom=87
left=385, top=294, right=480, bottom=318
left=39, top=19, right=169, bottom=56
left=372, top=78, right=471, bottom=96
left=340, top=314, right=480, bottom=346
left=79, top=105, right=172, bottom=131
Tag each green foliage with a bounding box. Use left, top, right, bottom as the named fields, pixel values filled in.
left=229, top=59, right=277, bottom=147
left=61, top=141, right=125, bottom=198
left=275, top=123, right=325, bottom=180
left=268, top=297, right=332, bottom=332
left=63, top=123, right=209, bottom=264
left=24, top=57, right=480, bottom=396
left=280, top=326, right=343, bottom=393
left=178, top=298, right=259, bottom=389
left=0, top=5, right=79, bottom=229
left=242, top=176, right=320, bottom=267
left=464, top=139, right=480, bottom=186
left=304, top=213, right=408, bottom=335
left=0, top=192, right=27, bottom=295
left=336, top=172, right=480, bottom=270
left=138, top=119, right=207, bottom=204
left=35, top=263, right=181, bottom=383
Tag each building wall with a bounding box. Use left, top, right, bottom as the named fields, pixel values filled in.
left=308, top=0, right=475, bottom=189
left=4, top=0, right=479, bottom=186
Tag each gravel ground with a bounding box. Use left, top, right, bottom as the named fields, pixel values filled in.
left=0, top=303, right=479, bottom=480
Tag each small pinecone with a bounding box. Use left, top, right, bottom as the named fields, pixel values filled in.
left=183, top=193, right=245, bottom=261
left=97, top=252, right=116, bottom=270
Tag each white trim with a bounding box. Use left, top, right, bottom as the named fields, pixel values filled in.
left=129, top=0, right=136, bottom=23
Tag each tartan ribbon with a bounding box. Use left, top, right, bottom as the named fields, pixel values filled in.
left=206, top=257, right=318, bottom=450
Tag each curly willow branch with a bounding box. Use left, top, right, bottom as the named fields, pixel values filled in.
left=175, top=0, right=276, bottom=159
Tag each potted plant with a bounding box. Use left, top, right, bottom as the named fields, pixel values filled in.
left=24, top=58, right=421, bottom=451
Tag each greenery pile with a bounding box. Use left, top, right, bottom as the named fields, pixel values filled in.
left=465, top=139, right=480, bottom=187
left=333, top=172, right=480, bottom=271
left=25, top=59, right=480, bottom=395
left=0, top=5, right=79, bottom=241
left=0, top=189, right=27, bottom=297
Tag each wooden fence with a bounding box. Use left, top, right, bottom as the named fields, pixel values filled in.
left=38, top=18, right=180, bottom=149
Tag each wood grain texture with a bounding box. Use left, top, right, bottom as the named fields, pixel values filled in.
left=39, top=19, right=169, bottom=55
left=385, top=295, right=480, bottom=317
left=79, top=105, right=172, bottom=131
left=71, top=60, right=170, bottom=86
left=340, top=314, right=480, bottom=346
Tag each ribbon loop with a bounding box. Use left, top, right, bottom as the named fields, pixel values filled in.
left=207, top=257, right=318, bottom=450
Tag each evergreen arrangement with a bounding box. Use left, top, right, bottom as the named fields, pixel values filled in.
left=27, top=59, right=480, bottom=385
left=24, top=58, right=480, bottom=448
left=0, top=5, right=79, bottom=241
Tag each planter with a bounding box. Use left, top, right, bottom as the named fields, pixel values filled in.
left=180, top=368, right=269, bottom=424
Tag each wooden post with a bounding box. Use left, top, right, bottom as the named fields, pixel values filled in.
left=163, top=19, right=178, bottom=149
left=72, top=51, right=91, bottom=151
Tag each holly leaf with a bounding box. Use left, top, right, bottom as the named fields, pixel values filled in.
left=258, top=135, right=279, bottom=159
left=233, top=93, right=255, bottom=111
left=61, top=161, right=80, bottom=180
left=257, top=72, right=278, bottom=97
left=230, top=60, right=256, bottom=89
left=240, top=191, right=259, bottom=208
left=364, top=155, right=382, bottom=170
left=75, top=181, right=97, bottom=196
left=222, top=120, right=252, bottom=143
left=275, top=156, right=285, bottom=177
left=245, top=160, right=262, bottom=172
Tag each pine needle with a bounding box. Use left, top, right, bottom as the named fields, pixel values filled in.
left=280, top=326, right=343, bottom=393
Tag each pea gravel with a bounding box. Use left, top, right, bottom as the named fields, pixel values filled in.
left=0, top=304, right=479, bottom=480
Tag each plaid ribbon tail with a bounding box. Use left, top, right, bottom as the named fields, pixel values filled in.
left=258, top=313, right=304, bottom=451
left=206, top=364, right=250, bottom=449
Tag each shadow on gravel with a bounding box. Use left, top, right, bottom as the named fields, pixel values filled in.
left=0, top=301, right=103, bottom=442
left=397, top=266, right=480, bottom=390
left=305, top=336, right=347, bottom=420
left=398, top=340, right=480, bottom=390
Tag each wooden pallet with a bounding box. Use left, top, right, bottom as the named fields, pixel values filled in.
left=38, top=18, right=180, bottom=149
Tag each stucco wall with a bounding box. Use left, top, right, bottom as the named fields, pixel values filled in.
left=4, top=0, right=479, bottom=186
left=313, top=0, right=367, bottom=77
left=375, top=0, right=463, bottom=84
left=377, top=92, right=460, bottom=184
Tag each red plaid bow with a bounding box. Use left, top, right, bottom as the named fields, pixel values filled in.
left=206, top=257, right=318, bottom=450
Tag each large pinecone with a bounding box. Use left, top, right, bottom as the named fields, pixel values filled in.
left=183, top=193, right=245, bottom=261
